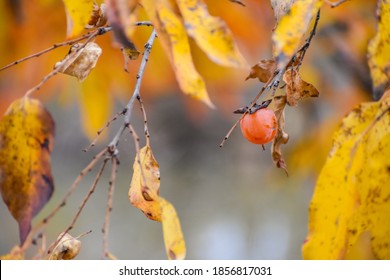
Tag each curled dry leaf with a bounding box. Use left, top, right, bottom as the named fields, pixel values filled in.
left=271, top=95, right=289, bottom=174
left=47, top=233, right=81, bottom=260
left=85, top=2, right=108, bottom=29
left=128, top=145, right=186, bottom=259
left=129, top=145, right=162, bottom=221
left=245, top=59, right=276, bottom=83
left=0, top=98, right=55, bottom=244
left=55, top=42, right=102, bottom=82
left=303, top=92, right=390, bottom=259
left=283, top=68, right=319, bottom=106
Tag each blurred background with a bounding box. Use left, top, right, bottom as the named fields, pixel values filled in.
left=0, top=0, right=378, bottom=259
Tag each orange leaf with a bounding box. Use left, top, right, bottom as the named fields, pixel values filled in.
left=0, top=98, right=55, bottom=244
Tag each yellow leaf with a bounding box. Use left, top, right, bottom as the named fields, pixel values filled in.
left=63, top=0, right=94, bottom=37
left=0, top=98, right=55, bottom=244
left=142, top=0, right=214, bottom=108
left=160, top=198, right=186, bottom=260
left=303, top=93, right=390, bottom=259
left=128, top=145, right=162, bottom=221
left=368, top=0, right=390, bottom=99
left=272, top=0, right=323, bottom=68
left=270, top=0, right=297, bottom=25
left=128, top=144, right=186, bottom=259
left=176, top=0, right=247, bottom=68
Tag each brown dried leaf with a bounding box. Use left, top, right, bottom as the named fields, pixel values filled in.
left=47, top=233, right=81, bottom=260
left=245, top=59, right=276, bottom=83
left=86, top=2, right=108, bottom=28
left=56, top=42, right=102, bottom=82
left=105, top=0, right=140, bottom=55
left=128, top=145, right=162, bottom=221
left=0, top=98, right=55, bottom=244
left=271, top=95, right=289, bottom=174
left=283, top=68, right=319, bottom=106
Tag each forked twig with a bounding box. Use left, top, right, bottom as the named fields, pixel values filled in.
left=109, top=29, right=157, bottom=150
left=20, top=148, right=107, bottom=253
left=48, top=158, right=110, bottom=254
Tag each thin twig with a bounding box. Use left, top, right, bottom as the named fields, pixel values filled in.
left=48, top=158, right=109, bottom=254
left=108, top=29, right=157, bottom=150
left=102, top=156, right=119, bottom=259
left=0, top=31, right=99, bottom=72
left=83, top=108, right=127, bottom=152
left=137, top=95, right=151, bottom=145
left=23, top=27, right=111, bottom=98
left=0, top=22, right=150, bottom=72
left=20, top=148, right=107, bottom=253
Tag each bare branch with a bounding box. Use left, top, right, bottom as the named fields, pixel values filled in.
left=102, top=156, right=119, bottom=259
left=108, top=29, right=158, bottom=150
left=48, top=157, right=110, bottom=254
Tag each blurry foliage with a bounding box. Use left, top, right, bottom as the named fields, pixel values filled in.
left=0, top=0, right=389, bottom=260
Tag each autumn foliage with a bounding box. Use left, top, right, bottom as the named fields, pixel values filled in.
left=0, top=0, right=389, bottom=260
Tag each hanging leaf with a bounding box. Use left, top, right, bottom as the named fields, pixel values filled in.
left=105, top=0, right=140, bottom=57
left=176, top=0, right=248, bottom=68
left=272, top=0, right=323, bottom=68
left=271, top=95, right=289, bottom=174
left=55, top=42, right=102, bottom=82
left=367, top=0, right=390, bottom=100
left=129, top=144, right=186, bottom=259
left=47, top=233, right=81, bottom=260
left=303, top=91, right=390, bottom=259
left=245, top=59, right=276, bottom=83
left=160, top=198, right=186, bottom=260
left=283, top=68, right=319, bottom=106
left=0, top=98, right=55, bottom=244
left=62, top=0, right=94, bottom=37
left=142, top=0, right=214, bottom=108
left=129, top=145, right=162, bottom=221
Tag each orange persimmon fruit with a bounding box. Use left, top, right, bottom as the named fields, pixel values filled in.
left=240, top=108, right=278, bottom=144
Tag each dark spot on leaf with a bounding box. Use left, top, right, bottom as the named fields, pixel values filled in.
left=169, top=249, right=177, bottom=260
